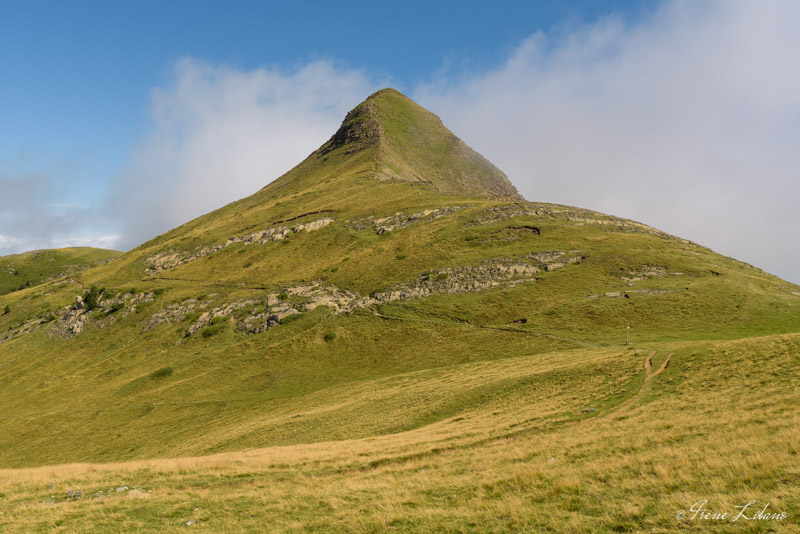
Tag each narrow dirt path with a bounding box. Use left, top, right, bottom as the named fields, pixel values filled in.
left=650, top=352, right=672, bottom=379
left=598, top=351, right=672, bottom=421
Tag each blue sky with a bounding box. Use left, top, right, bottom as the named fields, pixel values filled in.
left=2, top=1, right=800, bottom=284
left=0, top=0, right=647, bottom=204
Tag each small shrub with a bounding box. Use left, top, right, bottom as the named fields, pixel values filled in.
left=278, top=292, right=289, bottom=301
left=149, top=366, right=173, bottom=379
left=201, top=324, right=225, bottom=338
left=209, top=316, right=224, bottom=325
left=395, top=254, right=407, bottom=260
left=437, top=273, right=449, bottom=280
left=329, top=267, right=339, bottom=273
left=153, top=288, right=166, bottom=296
left=108, top=302, right=124, bottom=314
left=324, top=331, right=336, bottom=341
left=184, top=312, right=202, bottom=323
left=280, top=313, right=301, bottom=325
left=243, top=262, right=253, bottom=268
left=2, top=305, right=9, bottom=315
left=84, top=285, right=101, bottom=310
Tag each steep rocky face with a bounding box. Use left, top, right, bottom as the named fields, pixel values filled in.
left=318, top=99, right=382, bottom=156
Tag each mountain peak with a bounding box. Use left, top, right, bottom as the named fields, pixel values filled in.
left=316, top=88, right=523, bottom=200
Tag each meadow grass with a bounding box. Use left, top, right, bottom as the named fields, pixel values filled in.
left=0, top=333, right=797, bottom=532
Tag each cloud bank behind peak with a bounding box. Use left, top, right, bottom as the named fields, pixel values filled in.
left=415, top=0, right=800, bottom=283
left=96, top=0, right=800, bottom=284
left=110, top=59, right=379, bottom=249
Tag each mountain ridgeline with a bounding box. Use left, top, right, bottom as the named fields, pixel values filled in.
left=0, top=89, right=799, bottom=468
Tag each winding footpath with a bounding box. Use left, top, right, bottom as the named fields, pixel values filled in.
left=599, top=350, right=673, bottom=421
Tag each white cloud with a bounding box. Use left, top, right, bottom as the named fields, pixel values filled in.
left=93, top=0, right=800, bottom=285
left=415, top=0, right=800, bottom=283
left=48, top=234, right=122, bottom=251
left=111, top=59, right=380, bottom=249
left=0, top=169, right=118, bottom=256
left=0, top=234, right=22, bottom=248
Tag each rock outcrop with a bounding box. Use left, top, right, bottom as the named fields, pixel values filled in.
left=51, top=308, right=89, bottom=337
left=185, top=299, right=262, bottom=337
left=144, top=299, right=203, bottom=333
left=466, top=203, right=701, bottom=248
left=466, top=204, right=548, bottom=226
left=52, top=290, right=155, bottom=338
left=346, top=207, right=465, bottom=235
left=620, top=266, right=685, bottom=282
left=146, top=218, right=334, bottom=273
left=0, top=317, right=47, bottom=346
left=179, top=252, right=582, bottom=337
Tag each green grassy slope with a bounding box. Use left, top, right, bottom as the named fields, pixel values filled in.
left=0, top=333, right=798, bottom=532
left=0, top=89, right=798, bottom=469
left=0, top=247, right=120, bottom=296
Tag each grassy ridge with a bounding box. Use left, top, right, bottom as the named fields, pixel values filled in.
left=0, top=247, right=120, bottom=296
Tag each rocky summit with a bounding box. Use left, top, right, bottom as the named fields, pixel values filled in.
left=0, top=89, right=799, bottom=532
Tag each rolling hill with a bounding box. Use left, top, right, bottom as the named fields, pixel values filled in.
left=0, top=247, right=120, bottom=296
left=0, top=89, right=798, bottom=532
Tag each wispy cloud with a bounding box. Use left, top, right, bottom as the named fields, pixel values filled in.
left=47, top=203, right=91, bottom=209
left=0, top=168, right=121, bottom=255
left=415, top=0, right=800, bottom=283
left=110, top=59, right=380, bottom=249
left=49, top=234, right=122, bottom=250
left=0, top=234, right=22, bottom=248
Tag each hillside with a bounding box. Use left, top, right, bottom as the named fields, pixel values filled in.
left=1, top=333, right=797, bottom=531
left=0, top=246, right=120, bottom=296
left=0, top=89, right=798, bottom=531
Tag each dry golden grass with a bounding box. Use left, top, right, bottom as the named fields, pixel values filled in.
left=1, top=334, right=798, bottom=532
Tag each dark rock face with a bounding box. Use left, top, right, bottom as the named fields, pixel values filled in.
left=318, top=101, right=381, bottom=157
